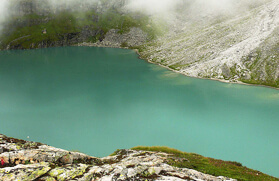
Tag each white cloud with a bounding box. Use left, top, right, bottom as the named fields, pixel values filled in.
left=126, top=0, right=183, bottom=15
left=126, top=0, right=268, bottom=17
left=0, top=0, right=10, bottom=33
left=0, top=0, right=270, bottom=35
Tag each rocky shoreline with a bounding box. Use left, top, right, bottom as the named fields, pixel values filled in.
left=0, top=134, right=240, bottom=181
left=76, top=42, right=279, bottom=91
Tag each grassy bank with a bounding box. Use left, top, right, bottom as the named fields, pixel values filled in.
left=131, top=146, right=278, bottom=181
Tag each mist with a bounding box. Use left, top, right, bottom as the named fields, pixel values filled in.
left=0, top=0, right=9, bottom=33
left=0, top=0, right=271, bottom=35
left=47, top=0, right=99, bottom=10
left=125, top=0, right=267, bottom=15
left=125, top=0, right=183, bottom=15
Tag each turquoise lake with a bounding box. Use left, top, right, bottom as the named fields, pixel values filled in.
left=0, top=47, right=278, bottom=177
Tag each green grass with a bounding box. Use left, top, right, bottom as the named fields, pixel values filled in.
left=240, top=79, right=279, bottom=89
left=240, top=47, right=279, bottom=88
left=131, top=146, right=278, bottom=181
left=169, top=64, right=182, bottom=70
left=0, top=11, right=83, bottom=49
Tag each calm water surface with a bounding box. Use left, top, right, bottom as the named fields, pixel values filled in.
left=0, top=47, right=278, bottom=177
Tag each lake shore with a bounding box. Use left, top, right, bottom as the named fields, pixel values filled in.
left=1, top=46, right=279, bottom=176
left=76, top=42, right=279, bottom=91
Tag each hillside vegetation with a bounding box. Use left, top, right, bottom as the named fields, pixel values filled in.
left=132, top=146, right=278, bottom=181
left=0, top=9, right=155, bottom=49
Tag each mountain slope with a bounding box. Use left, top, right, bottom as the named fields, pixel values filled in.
left=140, top=0, right=279, bottom=88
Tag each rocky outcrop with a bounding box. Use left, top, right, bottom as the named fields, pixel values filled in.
left=78, top=27, right=149, bottom=48
left=0, top=134, right=236, bottom=181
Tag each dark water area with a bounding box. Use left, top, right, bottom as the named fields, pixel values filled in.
left=0, top=47, right=278, bottom=176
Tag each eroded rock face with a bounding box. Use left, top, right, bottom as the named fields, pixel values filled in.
left=0, top=134, right=236, bottom=181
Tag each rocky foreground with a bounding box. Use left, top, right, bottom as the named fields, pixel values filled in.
left=0, top=134, right=239, bottom=181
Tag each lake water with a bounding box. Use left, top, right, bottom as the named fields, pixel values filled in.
left=0, top=47, right=278, bottom=177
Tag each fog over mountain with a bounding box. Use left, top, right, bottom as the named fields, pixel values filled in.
left=0, top=0, right=9, bottom=33
left=0, top=0, right=269, bottom=22
left=0, top=0, right=272, bottom=41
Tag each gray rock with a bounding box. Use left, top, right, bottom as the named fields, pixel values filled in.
left=0, top=134, right=239, bottom=181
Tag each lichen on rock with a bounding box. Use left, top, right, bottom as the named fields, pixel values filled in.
left=0, top=134, right=238, bottom=181
left=0, top=134, right=277, bottom=181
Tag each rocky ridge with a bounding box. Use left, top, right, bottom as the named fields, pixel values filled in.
left=0, top=134, right=238, bottom=181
